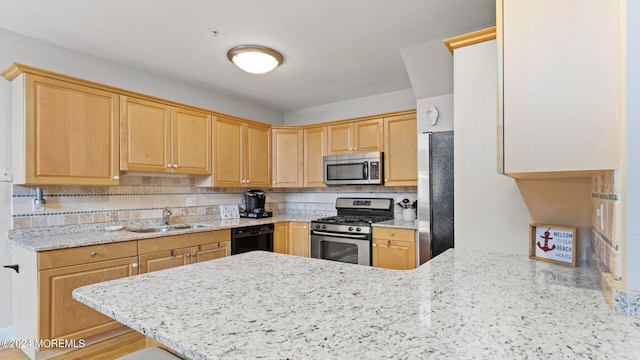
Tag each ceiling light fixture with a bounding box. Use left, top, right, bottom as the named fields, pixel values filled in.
left=227, top=45, right=283, bottom=74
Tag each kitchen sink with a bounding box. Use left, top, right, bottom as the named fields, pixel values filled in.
left=127, top=224, right=210, bottom=233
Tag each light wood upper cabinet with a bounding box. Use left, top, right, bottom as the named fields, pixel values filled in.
left=303, top=126, right=327, bottom=187
left=198, top=116, right=271, bottom=187
left=498, top=0, right=621, bottom=177
left=272, top=127, right=304, bottom=187
left=372, top=228, right=416, bottom=270
left=120, top=96, right=211, bottom=175
left=384, top=113, right=417, bottom=186
left=3, top=70, right=120, bottom=185
left=327, top=119, right=383, bottom=155
left=244, top=122, right=272, bottom=187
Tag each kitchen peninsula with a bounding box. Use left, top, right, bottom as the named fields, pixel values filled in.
left=73, top=249, right=640, bottom=360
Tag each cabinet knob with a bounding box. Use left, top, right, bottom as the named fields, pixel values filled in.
left=191, top=252, right=197, bottom=257
left=113, top=175, right=120, bottom=180
left=273, top=181, right=277, bottom=184
left=372, top=243, right=377, bottom=248
left=354, top=147, right=358, bottom=151
left=246, top=180, right=250, bottom=184
left=173, top=164, right=178, bottom=168
left=186, top=253, right=191, bottom=257
left=131, top=263, right=138, bottom=269
left=166, top=164, right=172, bottom=168
left=90, top=251, right=97, bottom=257
left=387, top=240, right=391, bottom=247
left=389, top=232, right=395, bottom=237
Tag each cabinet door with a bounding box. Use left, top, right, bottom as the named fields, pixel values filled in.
left=120, top=96, right=171, bottom=173
left=244, top=123, right=271, bottom=187
left=353, top=119, right=384, bottom=153
left=372, top=228, right=416, bottom=270
left=25, top=74, right=119, bottom=185
left=327, top=123, right=353, bottom=155
left=138, top=248, right=190, bottom=274
left=303, top=126, right=327, bottom=187
left=372, top=239, right=416, bottom=270
left=384, top=114, right=417, bottom=186
left=213, top=116, right=243, bottom=186
left=272, top=128, right=303, bottom=187
left=39, top=257, right=138, bottom=341
left=192, top=241, right=230, bottom=263
left=289, top=222, right=310, bottom=257
left=273, top=222, right=289, bottom=254
left=172, top=107, right=212, bottom=174
left=499, top=0, right=620, bottom=175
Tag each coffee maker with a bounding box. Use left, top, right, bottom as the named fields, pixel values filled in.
left=240, top=189, right=272, bottom=218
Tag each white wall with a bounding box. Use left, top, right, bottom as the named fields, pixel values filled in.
left=282, top=88, right=415, bottom=125
left=453, top=40, right=531, bottom=254
left=626, top=0, right=640, bottom=291
left=401, top=37, right=454, bottom=100
left=0, top=29, right=284, bottom=124
left=417, top=94, right=453, bottom=133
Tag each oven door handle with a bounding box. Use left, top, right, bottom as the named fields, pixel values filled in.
left=311, top=231, right=369, bottom=240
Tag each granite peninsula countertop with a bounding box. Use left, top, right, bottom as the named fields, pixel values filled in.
left=73, top=249, right=640, bottom=360
left=8, top=215, right=319, bottom=252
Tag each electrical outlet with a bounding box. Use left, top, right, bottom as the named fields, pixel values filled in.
left=0, top=167, right=12, bottom=182
left=32, top=201, right=45, bottom=212
left=186, top=197, right=197, bottom=206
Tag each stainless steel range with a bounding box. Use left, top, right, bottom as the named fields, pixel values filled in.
left=310, top=198, right=394, bottom=266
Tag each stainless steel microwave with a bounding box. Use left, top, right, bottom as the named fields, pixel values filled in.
left=322, top=152, right=383, bottom=186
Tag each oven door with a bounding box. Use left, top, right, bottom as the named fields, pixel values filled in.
left=310, top=231, right=371, bottom=266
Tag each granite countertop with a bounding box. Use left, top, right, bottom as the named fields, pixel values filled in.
left=373, top=218, right=418, bottom=230
left=8, top=215, right=319, bottom=252
left=73, top=249, right=640, bottom=360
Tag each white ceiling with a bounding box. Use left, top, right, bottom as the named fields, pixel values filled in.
left=0, top=0, right=495, bottom=112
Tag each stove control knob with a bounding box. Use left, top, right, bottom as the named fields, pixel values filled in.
left=315, top=224, right=321, bottom=229
left=322, top=225, right=327, bottom=229
left=348, top=226, right=353, bottom=231
left=356, top=227, right=361, bottom=232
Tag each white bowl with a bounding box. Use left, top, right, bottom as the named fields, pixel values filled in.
left=103, top=225, right=124, bottom=232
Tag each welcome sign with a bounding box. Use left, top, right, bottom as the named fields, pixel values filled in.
left=529, top=224, right=577, bottom=267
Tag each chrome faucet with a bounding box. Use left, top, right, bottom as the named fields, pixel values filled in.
left=162, top=207, right=172, bottom=226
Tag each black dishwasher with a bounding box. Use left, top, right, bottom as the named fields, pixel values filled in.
left=231, top=223, right=274, bottom=255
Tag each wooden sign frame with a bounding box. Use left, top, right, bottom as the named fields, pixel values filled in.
left=529, top=223, right=577, bottom=267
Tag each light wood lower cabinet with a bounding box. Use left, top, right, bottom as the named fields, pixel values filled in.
left=289, top=222, right=310, bottom=257
left=273, top=222, right=290, bottom=254
left=372, top=228, right=416, bottom=270
left=137, top=230, right=231, bottom=274
left=39, top=257, right=139, bottom=341
left=8, top=242, right=139, bottom=359
left=273, top=222, right=310, bottom=257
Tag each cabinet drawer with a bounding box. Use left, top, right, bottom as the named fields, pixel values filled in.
left=372, top=228, right=415, bottom=242
left=38, top=241, right=138, bottom=270
left=138, top=230, right=230, bottom=254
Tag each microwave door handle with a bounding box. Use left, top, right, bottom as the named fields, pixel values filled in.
left=363, top=161, right=368, bottom=179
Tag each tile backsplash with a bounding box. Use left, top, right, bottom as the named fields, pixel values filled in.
left=11, top=175, right=417, bottom=229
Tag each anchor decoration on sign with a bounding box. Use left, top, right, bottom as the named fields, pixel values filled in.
left=537, top=228, right=556, bottom=253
